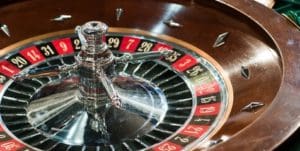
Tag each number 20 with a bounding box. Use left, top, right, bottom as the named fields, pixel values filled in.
left=10, top=56, right=28, bottom=68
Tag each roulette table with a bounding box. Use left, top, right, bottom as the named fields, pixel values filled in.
left=0, top=0, right=299, bottom=150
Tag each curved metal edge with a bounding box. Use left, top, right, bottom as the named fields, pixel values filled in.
left=208, top=0, right=300, bottom=150
left=254, top=0, right=275, bottom=8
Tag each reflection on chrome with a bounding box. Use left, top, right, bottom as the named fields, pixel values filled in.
left=27, top=75, right=168, bottom=145
left=14, top=21, right=171, bottom=145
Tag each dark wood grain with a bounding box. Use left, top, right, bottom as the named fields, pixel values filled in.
left=0, top=0, right=298, bottom=150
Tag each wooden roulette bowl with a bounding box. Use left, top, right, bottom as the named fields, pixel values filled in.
left=0, top=0, right=299, bottom=150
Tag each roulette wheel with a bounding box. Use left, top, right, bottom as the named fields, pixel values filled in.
left=0, top=0, right=299, bottom=150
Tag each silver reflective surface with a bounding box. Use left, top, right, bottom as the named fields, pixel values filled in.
left=27, top=75, right=168, bottom=145
left=0, top=26, right=231, bottom=150
left=22, top=21, right=173, bottom=146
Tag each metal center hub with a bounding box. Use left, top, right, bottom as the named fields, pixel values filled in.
left=11, top=21, right=172, bottom=145
left=26, top=74, right=168, bottom=145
